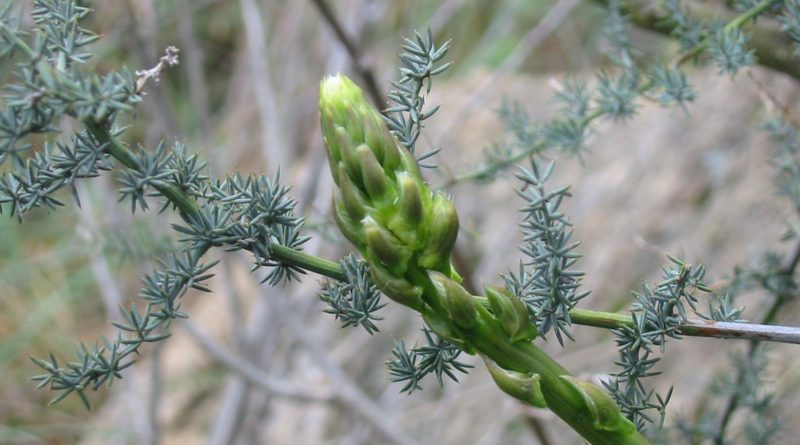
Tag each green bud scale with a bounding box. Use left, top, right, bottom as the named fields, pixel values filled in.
left=482, top=356, right=547, bottom=408
left=560, top=376, right=636, bottom=435
left=429, top=271, right=479, bottom=330
left=485, top=285, right=538, bottom=343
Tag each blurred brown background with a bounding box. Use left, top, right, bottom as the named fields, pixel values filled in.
left=1, top=1, right=798, bottom=444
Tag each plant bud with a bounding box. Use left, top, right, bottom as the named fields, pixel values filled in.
left=319, top=74, right=363, bottom=126
left=421, top=312, right=474, bottom=353
left=332, top=197, right=365, bottom=248
left=397, top=145, right=425, bottom=183
left=363, top=114, right=390, bottom=166
left=429, top=271, right=478, bottom=330
left=321, top=126, right=341, bottom=182
left=364, top=216, right=412, bottom=276
left=369, top=261, right=424, bottom=309
left=397, top=172, right=424, bottom=225
left=336, top=126, right=362, bottom=185
left=344, top=106, right=365, bottom=144
left=560, top=376, right=636, bottom=434
left=386, top=172, right=426, bottom=248
left=357, top=144, right=393, bottom=203
left=380, top=136, right=404, bottom=176
left=337, top=163, right=369, bottom=222
left=418, top=193, right=459, bottom=272
left=482, top=356, right=547, bottom=408
left=485, top=286, right=537, bottom=343
left=320, top=74, right=402, bottom=180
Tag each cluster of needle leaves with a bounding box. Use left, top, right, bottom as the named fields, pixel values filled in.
left=385, top=329, right=474, bottom=394
left=603, top=258, right=709, bottom=430
left=464, top=0, right=784, bottom=183
left=0, top=1, right=308, bottom=408
left=503, top=160, right=588, bottom=346
left=383, top=29, right=451, bottom=168
left=5, top=2, right=800, bottom=444
left=319, top=254, right=385, bottom=334
left=452, top=0, right=800, bottom=439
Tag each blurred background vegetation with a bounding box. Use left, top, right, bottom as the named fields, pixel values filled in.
left=1, top=1, right=799, bottom=444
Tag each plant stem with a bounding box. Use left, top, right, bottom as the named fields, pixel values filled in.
left=268, top=243, right=346, bottom=281
left=571, top=308, right=800, bottom=344
left=442, top=108, right=604, bottom=186
left=85, top=120, right=800, bottom=347
left=711, top=235, right=800, bottom=444
left=673, top=0, right=782, bottom=67
left=445, top=0, right=784, bottom=188
left=85, top=121, right=201, bottom=217
left=85, top=118, right=800, bottom=445
left=462, top=304, right=651, bottom=445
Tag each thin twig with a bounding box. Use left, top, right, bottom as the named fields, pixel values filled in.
left=268, top=288, right=422, bottom=445
left=569, top=308, right=800, bottom=345
left=182, top=319, right=333, bottom=402
left=435, top=0, right=581, bottom=150
left=711, top=235, right=800, bottom=443
left=309, top=0, right=383, bottom=107
left=122, top=0, right=180, bottom=141
left=240, top=0, right=287, bottom=168
left=176, top=0, right=212, bottom=140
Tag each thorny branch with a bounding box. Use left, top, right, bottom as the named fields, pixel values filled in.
left=711, top=235, right=800, bottom=443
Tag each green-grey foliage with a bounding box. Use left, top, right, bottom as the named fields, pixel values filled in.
left=4, top=1, right=800, bottom=444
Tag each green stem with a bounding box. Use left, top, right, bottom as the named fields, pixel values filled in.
left=268, top=243, right=346, bottom=281
left=572, top=308, right=800, bottom=344
left=445, top=0, right=783, bottom=188
left=442, top=109, right=604, bottom=187
left=85, top=121, right=201, bottom=218
left=462, top=304, right=650, bottom=445
left=85, top=119, right=795, bottom=445
left=674, top=0, right=781, bottom=66
left=82, top=124, right=800, bottom=348
left=724, top=0, right=779, bottom=32
left=570, top=307, right=633, bottom=329
left=86, top=121, right=345, bottom=282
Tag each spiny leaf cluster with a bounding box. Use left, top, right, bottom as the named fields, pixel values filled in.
left=504, top=159, right=588, bottom=346
left=31, top=250, right=215, bottom=409
left=384, top=329, right=473, bottom=394
left=1, top=0, right=309, bottom=407
left=0, top=1, right=139, bottom=218
left=604, top=257, right=710, bottom=431
left=319, top=254, right=385, bottom=334
left=384, top=28, right=451, bottom=168
left=466, top=0, right=793, bottom=183
left=31, top=138, right=310, bottom=406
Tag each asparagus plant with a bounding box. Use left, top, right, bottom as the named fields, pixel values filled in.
left=318, top=73, right=645, bottom=444
left=4, top=1, right=800, bottom=444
